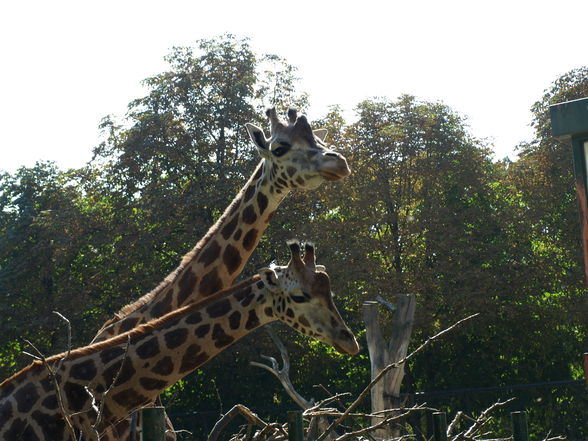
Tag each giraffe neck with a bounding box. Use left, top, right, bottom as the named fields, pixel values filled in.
left=93, top=160, right=288, bottom=342
left=0, top=276, right=275, bottom=440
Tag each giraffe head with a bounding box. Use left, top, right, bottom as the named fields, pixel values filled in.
left=245, top=108, right=350, bottom=190
left=259, top=240, right=359, bottom=355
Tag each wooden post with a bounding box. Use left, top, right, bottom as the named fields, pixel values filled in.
left=550, top=98, right=588, bottom=286
left=142, top=406, right=166, bottom=441
left=432, top=412, right=448, bottom=441
left=287, top=410, right=304, bottom=441
left=511, top=411, right=529, bottom=441
left=362, top=294, right=416, bottom=440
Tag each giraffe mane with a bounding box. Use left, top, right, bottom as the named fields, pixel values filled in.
left=1, top=275, right=262, bottom=389
left=112, top=162, right=264, bottom=321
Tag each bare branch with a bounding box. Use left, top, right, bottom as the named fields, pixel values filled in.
left=333, top=406, right=424, bottom=441
left=448, top=411, right=464, bottom=436
left=23, top=338, right=78, bottom=441
left=250, top=327, right=313, bottom=410
left=451, top=398, right=515, bottom=441
left=316, top=313, right=480, bottom=441
left=53, top=310, right=72, bottom=368
left=93, top=336, right=132, bottom=435
left=376, top=295, right=397, bottom=312
left=208, top=404, right=270, bottom=441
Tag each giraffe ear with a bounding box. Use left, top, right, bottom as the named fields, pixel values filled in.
left=258, top=267, right=279, bottom=290
left=246, top=123, right=271, bottom=158
left=313, top=128, right=328, bottom=142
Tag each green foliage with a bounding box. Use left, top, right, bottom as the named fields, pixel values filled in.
left=0, top=37, right=586, bottom=439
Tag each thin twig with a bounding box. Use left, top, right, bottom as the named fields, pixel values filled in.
left=92, top=336, right=132, bottom=434
left=53, top=310, right=72, bottom=369
left=23, top=339, right=78, bottom=441
left=334, top=406, right=424, bottom=441
left=316, top=313, right=480, bottom=441
left=452, top=398, right=515, bottom=441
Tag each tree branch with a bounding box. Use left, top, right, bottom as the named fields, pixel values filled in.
left=316, top=313, right=480, bottom=441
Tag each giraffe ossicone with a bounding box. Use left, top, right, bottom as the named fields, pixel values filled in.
left=0, top=241, right=358, bottom=440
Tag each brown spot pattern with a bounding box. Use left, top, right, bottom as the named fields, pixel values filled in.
left=223, top=244, right=242, bottom=275
left=244, top=184, right=256, bottom=202
left=242, top=228, right=258, bottom=251
left=178, top=270, right=198, bottom=306
left=164, top=328, right=189, bottom=349
left=299, top=315, right=311, bottom=327
left=206, top=298, right=231, bottom=318
left=235, top=285, right=252, bottom=301
left=63, top=382, right=88, bottom=412
left=198, top=240, right=221, bottom=267
left=212, top=324, right=235, bottom=348
left=257, top=191, right=268, bottom=213
left=41, top=394, right=58, bottom=410
left=199, top=268, right=222, bottom=296
left=242, top=204, right=257, bottom=224
left=195, top=323, right=211, bottom=338
left=32, top=410, right=66, bottom=441
left=179, top=344, right=208, bottom=373
left=245, top=310, right=260, bottom=330
left=228, top=311, right=241, bottom=329
left=186, top=311, right=203, bottom=324
left=112, top=388, right=149, bottom=409
left=136, top=337, right=160, bottom=359
left=139, top=377, right=168, bottom=391
left=14, top=383, right=39, bottom=413
left=70, top=359, right=97, bottom=381
left=152, top=356, right=174, bottom=376
left=103, top=358, right=135, bottom=387
left=221, top=215, right=239, bottom=240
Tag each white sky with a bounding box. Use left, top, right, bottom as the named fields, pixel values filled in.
left=0, top=0, right=586, bottom=173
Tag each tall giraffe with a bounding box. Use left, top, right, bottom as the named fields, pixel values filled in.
left=92, top=108, right=350, bottom=344
left=98, top=107, right=350, bottom=440
left=0, top=242, right=359, bottom=441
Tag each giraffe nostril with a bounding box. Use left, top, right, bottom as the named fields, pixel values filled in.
left=340, top=329, right=354, bottom=340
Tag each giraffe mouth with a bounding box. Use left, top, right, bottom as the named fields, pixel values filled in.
left=319, top=170, right=348, bottom=181
left=333, top=339, right=360, bottom=355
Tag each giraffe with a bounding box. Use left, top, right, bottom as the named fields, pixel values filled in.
left=0, top=242, right=359, bottom=441
left=92, top=107, right=350, bottom=344
left=93, top=107, right=350, bottom=440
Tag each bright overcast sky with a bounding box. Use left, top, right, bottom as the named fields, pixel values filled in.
left=1, top=0, right=586, bottom=173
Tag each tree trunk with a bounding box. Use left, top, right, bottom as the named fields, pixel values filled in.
left=362, top=294, right=416, bottom=440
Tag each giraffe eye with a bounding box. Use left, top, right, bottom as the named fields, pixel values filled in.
left=272, top=144, right=291, bottom=157
left=290, top=294, right=307, bottom=303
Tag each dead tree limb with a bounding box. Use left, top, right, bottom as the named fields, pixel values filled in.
left=208, top=404, right=273, bottom=441
left=363, top=294, right=416, bottom=439
left=250, top=326, right=313, bottom=410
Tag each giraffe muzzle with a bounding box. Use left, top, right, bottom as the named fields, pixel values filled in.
left=332, top=329, right=360, bottom=355
left=319, top=153, right=351, bottom=181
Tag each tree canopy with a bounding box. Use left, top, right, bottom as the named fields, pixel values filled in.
left=0, top=36, right=586, bottom=439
